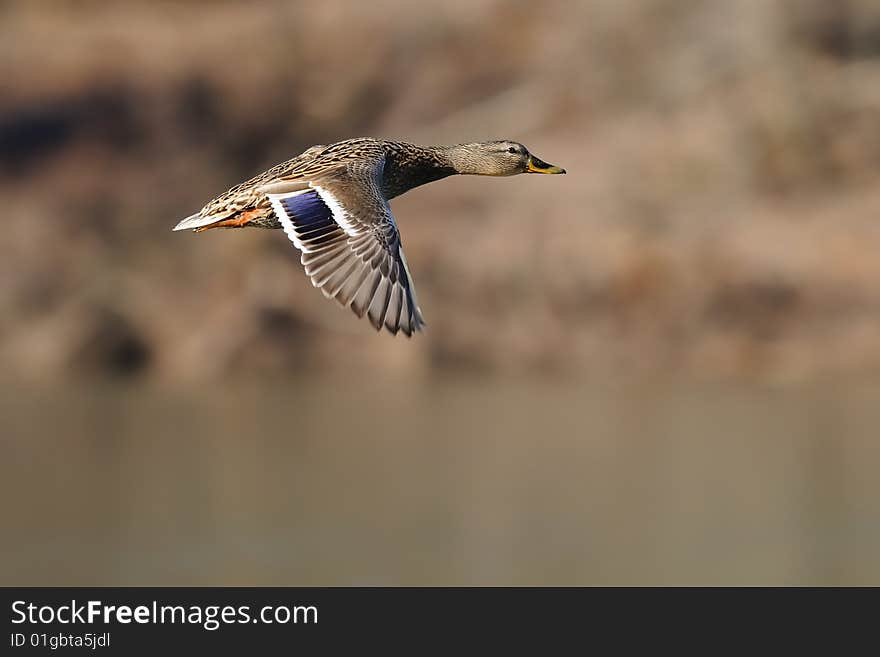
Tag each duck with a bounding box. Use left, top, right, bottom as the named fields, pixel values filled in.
left=173, top=137, right=566, bottom=336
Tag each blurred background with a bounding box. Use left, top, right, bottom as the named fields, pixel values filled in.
left=2, top=0, right=879, bottom=585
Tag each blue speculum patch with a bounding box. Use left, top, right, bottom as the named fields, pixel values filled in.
left=281, top=191, right=335, bottom=234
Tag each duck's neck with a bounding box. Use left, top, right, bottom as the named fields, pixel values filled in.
left=380, top=143, right=459, bottom=199
left=433, top=144, right=491, bottom=175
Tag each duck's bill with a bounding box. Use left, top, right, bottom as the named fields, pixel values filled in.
left=525, top=155, right=566, bottom=174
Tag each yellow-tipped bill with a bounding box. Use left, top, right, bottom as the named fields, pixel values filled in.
left=525, top=154, right=566, bottom=174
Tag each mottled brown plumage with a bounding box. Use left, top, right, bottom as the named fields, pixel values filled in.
left=174, top=137, right=565, bottom=336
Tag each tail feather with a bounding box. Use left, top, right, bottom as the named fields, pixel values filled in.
left=172, top=213, right=220, bottom=231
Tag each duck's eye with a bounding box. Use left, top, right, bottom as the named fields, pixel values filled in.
left=507, top=147, right=517, bottom=154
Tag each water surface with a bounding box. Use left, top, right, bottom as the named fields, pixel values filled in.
left=2, top=379, right=878, bottom=585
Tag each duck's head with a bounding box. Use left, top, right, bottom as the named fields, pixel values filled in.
left=445, top=140, right=566, bottom=177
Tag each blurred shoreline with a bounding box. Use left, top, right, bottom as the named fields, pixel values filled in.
left=2, top=0, right=880, bottom=384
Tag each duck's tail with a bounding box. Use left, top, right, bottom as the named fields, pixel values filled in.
left=172, top=213, right=220, bottom=232
left=173, top=211, right=260, bottom=232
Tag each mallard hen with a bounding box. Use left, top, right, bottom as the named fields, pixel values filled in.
left=174, top=137, right=565, bottom=336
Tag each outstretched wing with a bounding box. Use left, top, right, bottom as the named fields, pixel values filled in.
left=267, top=158, right=425, bottom=336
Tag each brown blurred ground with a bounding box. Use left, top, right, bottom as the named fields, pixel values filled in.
left=2, top=0, right=880, bottom=383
